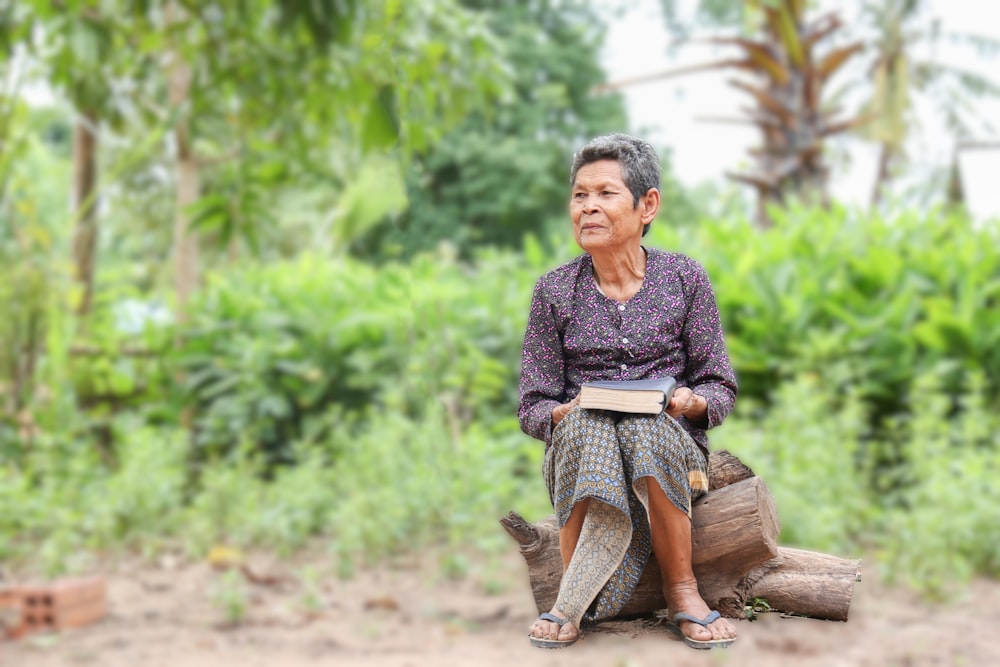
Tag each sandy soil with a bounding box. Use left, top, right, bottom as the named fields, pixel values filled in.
left=3, top=546, right=999, bottom=667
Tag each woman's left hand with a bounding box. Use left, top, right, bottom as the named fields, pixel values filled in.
left=666, top=387, right=706, bottom=423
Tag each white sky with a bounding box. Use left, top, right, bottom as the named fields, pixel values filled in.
left=601, top=0, right=1000, bottom=220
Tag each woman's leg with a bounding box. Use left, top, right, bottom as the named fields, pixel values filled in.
left=614, top=412, right=735, bottom=644
left=644, top=478, right=737, bottom=643
left=529, top=498, right=631, bottom=643
left=528, top=498, right=589, bottom=643
left=531, top=408, right=633, bottom=644
left=559, top=498, right=590, bottom=570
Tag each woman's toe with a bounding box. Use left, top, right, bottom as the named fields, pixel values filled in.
left=682, top=621, right=712, bottom=642
left=558, top=622, right=579, bottom=641
left=710, top=619, right=736, bottom=640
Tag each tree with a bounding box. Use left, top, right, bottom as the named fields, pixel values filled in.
left=640, top=0, right=866, bottom=227
left=855, top=0, right=1000, bottom=207
left=21, top=0, right=511, bottom=319
left=355, top=0, right=631, bottom=259
left=18, top=4, right=135, bottom=316
left=657, top=0, right=1000, bottom=213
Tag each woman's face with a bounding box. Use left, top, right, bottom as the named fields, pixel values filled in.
left=570, top=160, right=649, bottom=254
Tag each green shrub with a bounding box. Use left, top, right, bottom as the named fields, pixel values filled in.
left=649, top=205, right=1000, bottom=418
left=175, top=255, right=399, bottom=468
left=4, top=205, right=999, bottom=594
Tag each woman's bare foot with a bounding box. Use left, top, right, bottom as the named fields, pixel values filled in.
left=665, top=581, right=737, bottom=644
left=528, top=608, right=579, bottom=644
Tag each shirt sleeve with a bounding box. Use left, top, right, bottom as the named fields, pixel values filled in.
left=518, top=277, right=566, bottom=444
left=679, top=259, right=738, bottom=429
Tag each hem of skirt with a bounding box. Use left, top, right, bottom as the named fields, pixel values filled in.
left=554, top=492, right=630, bottom=528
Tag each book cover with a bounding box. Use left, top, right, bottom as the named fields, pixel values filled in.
left=578, top=377, right=678, bottom=415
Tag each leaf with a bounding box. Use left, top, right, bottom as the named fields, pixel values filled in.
left=728, top=79, right=794, bottom=125
left=816, top=43, right=863, bottom=81
left=765, top=4, right=803, bottom=68
left=333, top=154, right=408, bottom=247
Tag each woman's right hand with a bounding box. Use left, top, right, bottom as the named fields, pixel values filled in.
left=551, top=396, right=580, bottom=426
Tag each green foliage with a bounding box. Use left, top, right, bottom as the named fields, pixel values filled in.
left=716, top=374, right=872, bottom=555
left=176, top=256, right=395, bottom=468
left=648, top=204, right=1000, bottom=418
left=0, top=421, right=187, bottom=572
left=356, top=0, right=629, bottom=259
left=211, top=569, right=249, bottom=626
left=715, top=368, right=1000, bottom=595
left=0, top=101, right=70, bottom=461
left=4, top=202, right=999, bottom=597
left=874, top=370, right=1000, bottom=594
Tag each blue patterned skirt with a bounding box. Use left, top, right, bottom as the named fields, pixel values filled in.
left=543, top=407, right=708, bottom=626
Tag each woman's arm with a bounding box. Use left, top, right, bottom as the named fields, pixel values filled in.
left=518, top=278, right=568, bottom=443
left=677, top=259, right=738, bottom=429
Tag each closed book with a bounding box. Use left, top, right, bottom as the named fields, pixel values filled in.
left=578, top=377, right=677, bottom=415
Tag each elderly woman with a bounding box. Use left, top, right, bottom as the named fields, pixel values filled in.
left=518, top=134, right=738, bottom=650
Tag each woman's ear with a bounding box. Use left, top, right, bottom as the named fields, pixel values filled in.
left=640, top=188, right=661, bottom=224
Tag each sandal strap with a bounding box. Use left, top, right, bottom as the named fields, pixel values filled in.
left=672, top=610, right=721, bottom=627
left=538, top=612, right=569, bottom=626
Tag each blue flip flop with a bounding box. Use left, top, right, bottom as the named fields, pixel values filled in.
left=668, top=610, right=736, bottom=649
left=528, top=612, right=580, bottom=649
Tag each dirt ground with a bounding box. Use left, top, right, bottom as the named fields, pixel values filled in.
left=3, top=546, right=999, bottom=667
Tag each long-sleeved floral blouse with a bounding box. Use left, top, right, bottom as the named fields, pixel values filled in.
left=518, top=247, right=737, bottom=454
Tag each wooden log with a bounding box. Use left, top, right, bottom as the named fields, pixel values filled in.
left=500, top=451, right=858, bottom=621
left=501, top=475, right=779, bottom=617
left=743, top=547, right=862, bottom=621
left=705, top=449, right=755, bottom=490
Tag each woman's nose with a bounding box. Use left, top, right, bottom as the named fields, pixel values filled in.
left=580, top=194, right=599, bottom=213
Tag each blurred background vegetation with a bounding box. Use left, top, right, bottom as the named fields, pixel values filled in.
left=1, top=0, right=998, bottom=598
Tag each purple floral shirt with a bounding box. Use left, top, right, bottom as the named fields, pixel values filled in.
left=518, top=247, right=737, bottom=452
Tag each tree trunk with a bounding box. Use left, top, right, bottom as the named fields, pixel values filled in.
left=71, top=110, right=99, bottom=316
left=166, top=1, right=199, bottom=323
left=500, top=450, right=860, bottom=621
left=870, top=142, right=894, bottom=209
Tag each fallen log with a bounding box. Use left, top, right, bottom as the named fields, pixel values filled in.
left=500, top=450, right=860, bottom=621
left=743, top=547, right=861, bottom=622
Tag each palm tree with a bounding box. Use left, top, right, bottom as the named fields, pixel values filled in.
left=856, top=0, right=1000, bottom=207
left=611, top=0, right=867, bottom=227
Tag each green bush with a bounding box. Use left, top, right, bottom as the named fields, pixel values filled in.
left=4, top=205, right=999, bottom=595
left=175, top=255, right=403, bottom=468
left=648, top=205, right=1000, bottom=417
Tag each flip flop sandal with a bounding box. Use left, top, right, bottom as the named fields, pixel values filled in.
left=528, top=612, right=580, bottom=649
left=668, top=610, right=736, bottom=650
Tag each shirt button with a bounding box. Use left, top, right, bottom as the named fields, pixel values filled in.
left=620, top=364, right=627, bottom=370
left=618, top=304, right=625, bottom=311
left=622, top=337, right=629, bottom=344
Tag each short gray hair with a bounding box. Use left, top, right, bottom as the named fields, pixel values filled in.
left=570, top=133, right=661, bottom=206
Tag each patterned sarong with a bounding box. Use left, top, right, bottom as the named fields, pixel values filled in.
left=543, top=407, right=708, bottom=627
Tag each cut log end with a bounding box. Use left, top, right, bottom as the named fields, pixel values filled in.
left=707, top=449, right=756, bottom=490
left=499, top=512, right=538, bottom=547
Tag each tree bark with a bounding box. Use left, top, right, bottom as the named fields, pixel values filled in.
left=72, top=110, right=99, bottom=316
left=744, top=547, right=861, bottom=622
left=870, top=142, right=894, bottom=209
left=166, top=1, right=199, bottom=323
left=500, top=450, right=860, bottom=622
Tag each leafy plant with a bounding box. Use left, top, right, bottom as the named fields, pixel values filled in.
left=211, top=569, right=249, bottom=627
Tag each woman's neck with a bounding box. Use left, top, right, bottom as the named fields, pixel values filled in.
left=591, top=245, right=646, bottom=302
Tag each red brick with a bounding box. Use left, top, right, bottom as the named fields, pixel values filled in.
left=20, top=576, right=105, bottom=609
left=0, top=588, right=25, bottom=640
left=2, top=577, right=107, bottom=639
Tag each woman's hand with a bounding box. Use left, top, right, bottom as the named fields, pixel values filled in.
left=551, top=396, right=580, bottom=427
left=666, top=387, right=707, bottom=424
